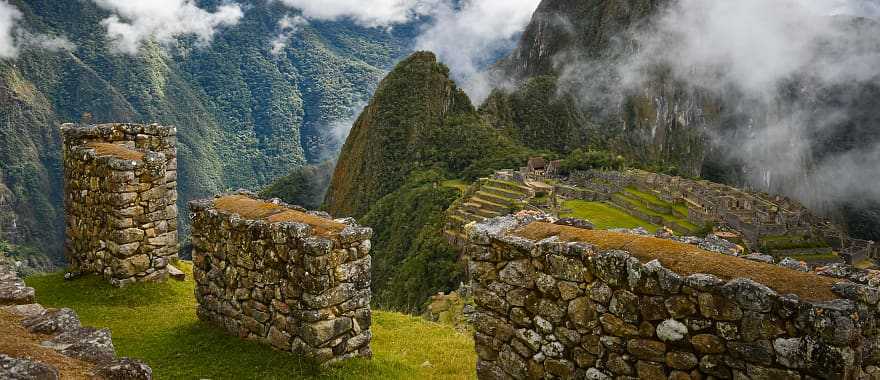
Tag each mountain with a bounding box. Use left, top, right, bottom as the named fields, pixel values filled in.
left=0, top=0, right=419, bottom=259
left=484, top=0, right=710, bottom=177
left=484, top=0, right=880, bottom=240
left=324, top=52, right=531, bottom=309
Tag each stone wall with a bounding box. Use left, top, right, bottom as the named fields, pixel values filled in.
left=61, top=123, right=178, bottom=286
left=190, top=192, right=372, bottom=364
left=467, top=217, right=880, bottom=380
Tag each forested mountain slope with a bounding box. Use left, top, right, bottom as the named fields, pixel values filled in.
left=0, top=0, right=417, bottom=258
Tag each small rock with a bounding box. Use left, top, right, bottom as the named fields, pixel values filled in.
left=94, top=357, right=153, bottom=380
left=656, top=319, right=688, bottom=342
left=166, top=264, right=186, bottom=281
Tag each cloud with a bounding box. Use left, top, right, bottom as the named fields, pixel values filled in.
left=0, top=0, right=21, bottom=59
left=270, top=14, right=308, bottom=56
left=275, top=0, right=441, bottom=27
left=415, top=0, right=541, bottom=103
left=92, top=0, right=244, bottom=55
left=558, top=0, right=880, bottom=211
left=0, top=0, right=74, bottom=60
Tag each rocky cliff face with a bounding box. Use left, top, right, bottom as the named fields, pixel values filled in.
left=0, top=0, right=417, bottom=258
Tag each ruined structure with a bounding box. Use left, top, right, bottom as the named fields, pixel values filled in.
left=467, top=216, right=880, bottom=379
left=523, top=157, right=560, bottom=179
left=190, top=192, right=372, bottom=364
left=556, top=169, right=877, bottom=261
left=61, top=123, right=178, bottom=286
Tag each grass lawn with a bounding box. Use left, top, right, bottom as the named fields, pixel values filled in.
left=26, top=262, right=476, bottom=380
left=561, top=200, right=659, bottom=232
left=440, top=180, right=470, bottom=196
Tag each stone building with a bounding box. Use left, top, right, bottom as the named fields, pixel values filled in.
left=190, top=192, right=372, bottom=364
left=61, top=123, right=178, bottom=286
left=467, top=216, right=880, bottom=379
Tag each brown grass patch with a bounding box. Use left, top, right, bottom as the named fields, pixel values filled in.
left=214, top=195, right=345, bottom=237
left=515, top=222, right=839, bottom=301
left=0, top=309, right=96, bottom=379
left=86, top=142, right=144, bottom=161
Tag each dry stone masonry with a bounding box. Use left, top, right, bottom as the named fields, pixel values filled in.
left=61, top=123, right=179, bottom=286
left=467, top=216, right=880, bottom=380
left=190, top=192, right=372, bottom=364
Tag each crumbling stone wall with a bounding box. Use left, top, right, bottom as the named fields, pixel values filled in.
left=467, top=217, right=880, bottom=380
left=190, top=193, right=372, bottom=364
left=61, top=123, right=178, bottom=286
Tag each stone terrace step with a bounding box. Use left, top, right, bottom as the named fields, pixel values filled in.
left=475, top=191, right=515, bottom=206
left=483, top=179, right=532, bottom=194
left=462, top=203, right=504, bottom=219
left=481, top=186, right=525, bottom=200
left=470, top=197, right=509, bottom=213
left=456, top=209, right=486, bottom=223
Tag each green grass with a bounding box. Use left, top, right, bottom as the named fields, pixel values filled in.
left=623, top=188, right=671, bottom=209
left=561, top=200, right=659, bottom=232
left=614, top=194, right=700, bottom=234
left=26, top=262, right=476, bottom=380
left=781, top=253, right=840, bottom=262
left=440, top=180, right=470, bottom=196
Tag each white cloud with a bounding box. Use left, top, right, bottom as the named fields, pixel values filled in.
left=276, top=0, right=442, bottom=27
left=270, top=14, right=308, bottom=56
left=92, top=0, right=244, bottom=55
left=564, top=0, right=880, bottom=210
left=0, top=0, right=74, bottom=60
left=415, top=0, right=541, bottom=102
left=0, top=0, right=22, bottom=59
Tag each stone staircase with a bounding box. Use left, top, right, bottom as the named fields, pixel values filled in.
left=444, top=178, right=533, bottom=240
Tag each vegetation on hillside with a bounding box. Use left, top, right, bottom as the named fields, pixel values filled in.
left=260, top=161, right=335, bottom=210
left=362, top=170, right=463, bottom=311
left=0, top=0, right=417, bottom=261
left=27, top=263, right=477, bottom=379
left=321, top=52, right=543, bottom=311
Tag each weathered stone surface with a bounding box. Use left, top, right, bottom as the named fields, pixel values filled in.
left=94, top=357, right=153, bottom=380
left=465, top=218, right=880, bottom=380
left=626, top=339, right=666, bottom=362
left=62, top=123, right=178, bottom=286
left=45, top=326, right=116, bottom=363
left=636, top=360, right=667, bottom=380
left=0, top=354, right=59, bottom=380
left=22, top=308, right=80, bottom=334
left=691, top=334, right=726, bottom=355
left=666, top=351, right=698, bottom=370
left=190, top=194, right=372, bottom=364
left=656, top=319, right=688, bottom=342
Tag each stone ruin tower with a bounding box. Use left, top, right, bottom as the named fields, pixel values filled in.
left=61, top=123, right=179, bottom=286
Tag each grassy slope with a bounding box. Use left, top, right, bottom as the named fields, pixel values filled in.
left=561, top=200, right=659, bottom=232
left=26, top=262, right=476, bottom=380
